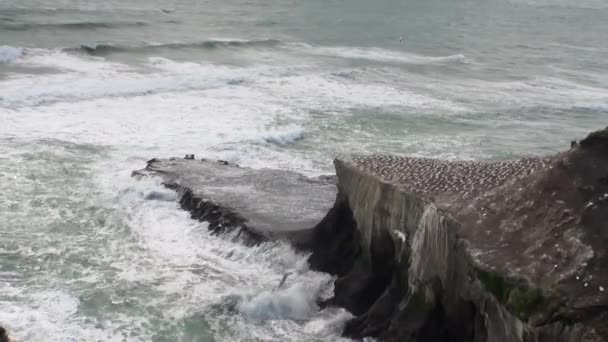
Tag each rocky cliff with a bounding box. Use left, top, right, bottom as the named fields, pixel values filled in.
left=134, top=128, right=608, bottom=342
left=309, top=127, right=608, bottom=342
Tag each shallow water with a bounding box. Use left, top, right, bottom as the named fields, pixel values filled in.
left=1, top=0, right=607, bottom=340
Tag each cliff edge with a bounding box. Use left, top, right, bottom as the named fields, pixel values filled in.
left=309, top=127, right=608, bottom=341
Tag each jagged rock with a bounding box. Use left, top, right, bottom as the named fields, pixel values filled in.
left=309, top=127, right=608, bottom=342
left=134, top=158, right=337, bottom=247
left=0, top=327, right=10, bottom=342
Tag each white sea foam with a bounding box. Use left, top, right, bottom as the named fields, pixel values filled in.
left=0, top=288, right=121, bottom=341
left=304, top=45, right=470, bottom=65
left=0, top=154, right=347, bottom=341
left=2, top=49, right=467, bottom=117
left=109, top=175, right=343, bottom=340
left=256, top=125, right=305, bottom=145
left=573, top=102, right=608, bottom=113
left=256, top=72, right=466, bottom=112
left=0, top=45, right=23, bottom=63
left=237, top=281, right=322, bottom=320
left=422, top=75, right=608, bottom=112
left=0, top=54, right=279, bottom=107
left=22, top=49, right=131, bottom=73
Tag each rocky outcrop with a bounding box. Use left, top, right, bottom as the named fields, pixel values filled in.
left=0, top=327, right=10, bottom=342
left=134, top=128, right=608, bottom=341
left=309, top=127, right=608, bottom=341
left=134, top=157, right=336, bottom=247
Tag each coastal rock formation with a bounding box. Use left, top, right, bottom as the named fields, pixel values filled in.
left=309, top=127, right=608, bottom=341
left=134, top=127, right=608, bottom=342
left=134, top=157, right=336, bottom=246
left=0, top=327, right=10, bottom=342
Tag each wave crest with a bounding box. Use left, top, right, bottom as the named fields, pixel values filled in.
left=257, top=126, right=305, bottom=145
left=0, top=45, right=23, bottom=63
left=237, top=282, right=321, bottom=321
left=73, top=39, right=282, bottom=56
left=306, top=45, right=471, bottom=65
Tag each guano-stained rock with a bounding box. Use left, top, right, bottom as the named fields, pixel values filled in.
left=309, top=127, right=608, bottom=342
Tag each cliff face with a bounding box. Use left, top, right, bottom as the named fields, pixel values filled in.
left=309, top=128, right=608, bottom=342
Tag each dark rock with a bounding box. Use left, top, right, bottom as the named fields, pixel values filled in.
left=308, top=193, right=360, bottom=276
left=0, top=327, right=10, bottom=342
left=579, top=126, right=608, bottom=151
left=184, top=154, right=195, bottom=160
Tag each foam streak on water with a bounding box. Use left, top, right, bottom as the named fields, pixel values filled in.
left=0, top=45, right=23, bottom=63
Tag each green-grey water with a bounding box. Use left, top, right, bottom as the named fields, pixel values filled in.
left=1, top=0, right=607, bottom=340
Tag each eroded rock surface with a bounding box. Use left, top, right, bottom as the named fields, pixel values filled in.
left=134, top=158, right=336, bottom=246
left=134, top=128, right=608, bottom=342
left=310, top=127, right=608, bottom=342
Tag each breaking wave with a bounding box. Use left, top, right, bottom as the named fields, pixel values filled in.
left=237, top=282, right=322, bottom=321
left=72, top=39, right=282, bottom=56
left=257, top=126, right=305, bottom=146
left=0, top=45, right=23, bottom=63
left=0, top=54, right=281, bottom=107
left=304, top=45, right=470, bottom=65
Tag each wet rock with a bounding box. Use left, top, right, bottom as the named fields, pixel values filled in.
left=0, top=327, right=10, bottom=342
left=134, top=158, right=336, bottom=247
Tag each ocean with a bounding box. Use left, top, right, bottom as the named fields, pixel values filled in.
left=0, top=0, right=607, bottom=340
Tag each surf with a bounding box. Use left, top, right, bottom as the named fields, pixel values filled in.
left=71, top=39, right=282, bottom=56
left=0, top=45, right=23, bottom=63
left=300, top=45, right=471, bottom=65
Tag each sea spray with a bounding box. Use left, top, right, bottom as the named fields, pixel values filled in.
left=0, top=45, right=22, bottom=63
left=236, top=282, right=322, bottom=321
left=258, top=125, right=305, bottom=145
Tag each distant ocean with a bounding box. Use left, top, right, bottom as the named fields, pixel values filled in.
left=0, top=0, right=606, bottom=340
